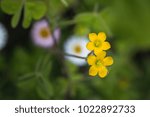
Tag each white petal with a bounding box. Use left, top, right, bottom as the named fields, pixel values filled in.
left=0, top=23, right=8, bottom=50
left=64, top=36, right=90, bottom=66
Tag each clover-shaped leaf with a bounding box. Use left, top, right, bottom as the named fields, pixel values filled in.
left=23, top=1, right=47, bottom=28
left=0, top=0, right=47, bottom=28
left=1, top=0, right=23, bottom=28
left=0, top=0, right=23, bottom=14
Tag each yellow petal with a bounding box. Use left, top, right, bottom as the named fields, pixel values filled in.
left=101, top=42, right=111, bottom=50
left=103, top=56, right=113, bottom=66
left=98, top=32, right=106, bottom=42
left=94, top=48, right=102, bottom=55
left=86, top=42, right=94, bottom=51
left=89, top=33, right=97, bottom=42
left=95, top=50, right=106, bottom=60
left=87, top=55, right=96, bottom=65
left=89, top=66, right=98, bottom=76
left=98, top=66, right=108, bottom=78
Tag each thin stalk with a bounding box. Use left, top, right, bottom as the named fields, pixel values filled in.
left=64, top=53, right=86, bottom=59
left=88, top=51, right=93, bottom=56
left=49, top=48, right=86, bottom=60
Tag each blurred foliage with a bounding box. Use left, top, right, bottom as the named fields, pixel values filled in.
left=0, top=0, right=150, bottom=100
left=1, top=0, right=47, bottom=28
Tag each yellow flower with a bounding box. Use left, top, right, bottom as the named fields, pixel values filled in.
left=87, top=51, right=113, bottom=78
left=86, top=32, right=111, bottom=55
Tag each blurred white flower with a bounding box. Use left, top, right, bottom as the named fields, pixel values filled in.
left=64, top=36, right=90, bottom=66
left=0, top=23, right=8, bottom=50
left=31, top=20, right=60, bottom=48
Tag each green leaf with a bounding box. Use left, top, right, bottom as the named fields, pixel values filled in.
left=1, top=0, right=46, bottom=28
left=74, top=12, right=112, bottom=35
left=23, top=4, right=32, bottom=28
left=27, top=1, right=47, bottom=20
left=23, top=1, right=47, bottom=28
left=75, top=12, right=95, bottom=25
left=0, top=0, right=22, bottom=14
left=36, top=75, right=53, bottom=99
left=60, top=0, right=69, bottom=7
left=11, top=9, right=22, bottom=28
left=74, top=24, right=90, bottom=36
left=53, top=78, right=68, bottom=99
left=47, top=0, right=74, bottom=18
left=74, top=12, right=102, bottom=32
left=1, top=0, right=23, bottom=28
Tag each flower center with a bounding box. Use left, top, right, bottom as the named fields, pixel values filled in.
left=95, top=60, right=102, bottom=67
left=39, top=27, right=51, bottom=39
left=94, top=40, right=101, bottom=47
left=74, top=45, right=82, bottom=54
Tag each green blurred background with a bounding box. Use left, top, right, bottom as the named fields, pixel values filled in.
left=0, top=0, right=150, bottom=99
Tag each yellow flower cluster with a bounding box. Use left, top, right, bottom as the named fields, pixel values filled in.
left=86, top=32, right=113, bottom=78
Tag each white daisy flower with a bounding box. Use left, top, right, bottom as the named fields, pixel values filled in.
left=64, top=36, right=90, bottom=66
left=31, top=20, right=60, bottom=48
left=0, top=23, right=8, bottom=50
